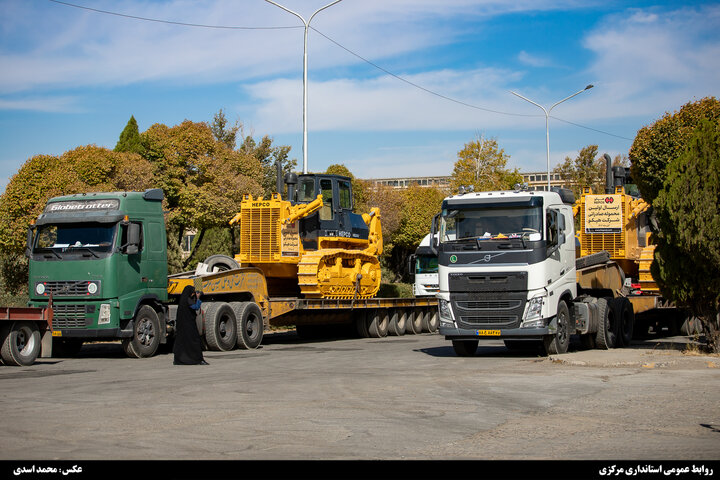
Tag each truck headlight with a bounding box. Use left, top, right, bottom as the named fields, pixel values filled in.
left=521, top=295, right=545, bottom=328
left=98, top=303, right=111, bottom=325
left=438, top=299, right=455, bottom=326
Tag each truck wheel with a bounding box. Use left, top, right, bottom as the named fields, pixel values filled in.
left=426, top=309, right=439, bottom=333
left=1, top=321, right=41, bottom=366
left=203, top=302, right=237, bottom=351
left=543, top=300, right=570, bottom=355
left=354, top=310, right=370, bottom=338
left=233, top=302, right=264, bottom=349
left=129, top=305, right=161, bottom=358
left=680, top=316, right=703, bottom=336
left=388, top=310, right=406, bottom=336
left=367, top=310, right=389, bottom=338
left=614, top=297, right=634, bottom=347
left=406, top=309, right=422, bottom=334
left=452, top=340, right=478, bottom=357
left=595, top=297, right=617, bottom=350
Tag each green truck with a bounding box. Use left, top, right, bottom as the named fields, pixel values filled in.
left=19, top=184, right=437, bottom=363
left=27, top=189, right=169, bottom=358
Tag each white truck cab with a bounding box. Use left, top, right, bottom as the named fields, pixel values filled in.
left=433, top=187, right=577, bottom=355
left=410, top=233, right=439, bottom=297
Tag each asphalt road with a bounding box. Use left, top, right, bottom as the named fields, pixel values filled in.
left=1, top=330, right=719, bottom=467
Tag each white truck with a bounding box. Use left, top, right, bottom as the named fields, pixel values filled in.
left=432, top=186, right=634, bottom=356
left=409, top=233, right=439, bottom=297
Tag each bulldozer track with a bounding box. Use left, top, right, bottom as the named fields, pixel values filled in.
left=298, top=249, right=381, bottom=299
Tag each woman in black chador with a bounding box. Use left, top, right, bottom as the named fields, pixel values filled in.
left=173, top=285, right=208, bottom=365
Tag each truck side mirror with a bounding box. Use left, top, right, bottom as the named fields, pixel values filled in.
left=408, top=254, right=416, bottom=276
left=430, top=213, right=440, bottom=255
left=557, top=214, right=566, bottom=245
left=125, top=223, right=140, bottom=255
left=25, top=226, right=35, bottom=258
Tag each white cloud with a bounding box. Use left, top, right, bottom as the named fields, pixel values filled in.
left=517, top=51, right=554, bottom=68
left=0, top=0, right=590, bottom=95
left=0, top=96, right=81, bottom=113
left=581, top=5, right=720, bottom=119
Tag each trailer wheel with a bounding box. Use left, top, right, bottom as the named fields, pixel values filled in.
left=202, top=302, right=237, bottom=351
left=543, top=300, right=570, bottom=355
left=367, top=309, right=389, bottom=338
left=233, top=302, right=264, bottom=349
left=354, top=310, right=370, bottom=338
left=1, top=321, right=41, bottom=366
left=388, top=310, right=406, bottom=336
left=426, top=308, right=439, bottom=333
left=452, top=339, right=478, bottom=357
left=406, top=309, right=422, bottom=334
left=128, top=305, right=161, bottom=358
left=595, top=297, right=617, bottom=350
left=614, top=297, right=634, bottom=347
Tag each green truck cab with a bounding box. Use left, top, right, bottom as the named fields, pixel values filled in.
left=26, top=189, right=169, bottom=357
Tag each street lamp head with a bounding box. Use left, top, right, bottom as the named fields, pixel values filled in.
left=585, top=84, right=594, bottom=90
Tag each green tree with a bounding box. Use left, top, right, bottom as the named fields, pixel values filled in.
left=385, top=185, right=445, bottom=282
left=629, top=97, right=720, bottom=203
left=649, top=119, right=720, bottom=352
left=239, top=134, right=297, bottom=198
left=553, top=145, right=606, bottom=199
left=140, top=120, right=263, bottom=272
left=450, top=134, right=522, bottom=193
left=114, top=115, right=143, bottom=155
left=210, top=109, right=239, bottom=150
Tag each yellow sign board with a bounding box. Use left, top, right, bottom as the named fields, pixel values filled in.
left=585, top=194, right=623, bottom=233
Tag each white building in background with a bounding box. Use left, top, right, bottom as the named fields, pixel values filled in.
left=364, top=172, right=567, bottom=192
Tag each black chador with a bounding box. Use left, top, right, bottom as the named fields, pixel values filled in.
left=173, top=285, right=208, bottom=365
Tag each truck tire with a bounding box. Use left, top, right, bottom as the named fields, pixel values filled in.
left=128, top=305, right=161, bottom=358
left=613, top=297, right=634, bottom=347
left=452, top=339, right=478, bottom=357
left=406, top=309, right=422, bottom=335
left=203, top=254, right=239, bottom=272
left=367, top=310, right=389, bottom=338
left=232, top=302, right=264, bottom=349
left=426, top=309, right=439, bottom=333
left=1, top=321, right=41, bottom=366
left=203, top=302, right=237, bottom=351
left=680, top=316, right=703, bottom=336
left=388, top=310, right=406, bottom=336
left=543, top=300, right=570, bottom=355
left=354, top=310, right=370, bottom=338
left=595, top=297, right=617, bottom=350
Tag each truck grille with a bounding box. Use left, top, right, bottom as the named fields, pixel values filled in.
left=39, top=281, right=93, bottom=296
left=52, top=304, right=88, bottom=328
left=451, top=292, right=526, bottom=329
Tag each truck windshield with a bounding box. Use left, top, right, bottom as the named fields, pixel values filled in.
left=416, top=254, right=438, bottom=274
left=440, top=206, right=542, bottom=243
left=34, top=223, right=117, bottom=255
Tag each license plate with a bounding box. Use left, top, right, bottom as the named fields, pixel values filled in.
left=476, top=329, right=501, bottom=336
left=52, top=330, right=62, bottom=337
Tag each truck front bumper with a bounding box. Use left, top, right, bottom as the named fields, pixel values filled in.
left=439, top=320, right=554, bottom=340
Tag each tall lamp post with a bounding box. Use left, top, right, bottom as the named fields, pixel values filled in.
left=265, top=0, right=342, bottom=174
left=510, top=85, right=593, bottom=190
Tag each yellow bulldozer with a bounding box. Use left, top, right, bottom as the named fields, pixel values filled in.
left=229, top=171, right=383, bottom=300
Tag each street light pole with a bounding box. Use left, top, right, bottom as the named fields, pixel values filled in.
left=265, top=0, right=342, bottom=174
left=510, top=85, right=593, bottom=190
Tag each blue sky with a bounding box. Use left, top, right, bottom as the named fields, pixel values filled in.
left=1, top=0, right=718, bottom=192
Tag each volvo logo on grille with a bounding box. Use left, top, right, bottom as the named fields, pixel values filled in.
left=473, top=252, right=506, bottom=264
